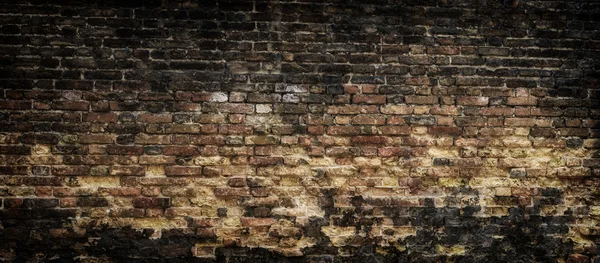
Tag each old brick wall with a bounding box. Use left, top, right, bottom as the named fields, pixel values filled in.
left=1, top=0, right=599, bottom=262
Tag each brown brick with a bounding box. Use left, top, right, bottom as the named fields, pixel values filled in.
left=381, top=105, right=413, bottom=115
left=52, top=166, right=90, bottom=176
left=481, top=107, right=514, bottom=116
left=164, top=166, right=203, bottom=177
left=228, top=177, right=247, bottom=187
left=245, top=136, right=279, bottom=145
left=110, top=166, right=145, bottom=176
left=504, top=118, right=536, bottom=127
left=327, top=105, right=379, bottom=115
left=428, top=126, right=462, bottom=136
left=79, top=134, right=114, bottom=144
left=427, top=46, right=460, bottom=55
left=456, top=117, right=487, bottom=127
left=0, top=146, right=31, bottom=155
left=109, top=208, right=145, bottom=218
left=378, top=147, right=411, bottom=157
left=189, top=135, right=225, bottom=145
left=106, top=145, right=144, bottom=155
left=163, top=146, right=199, bottom=156
left=187, top=217, right=219, bottom=228
left=567, top=254, right=589, bottom=263
left=214, top=188, right=250, bottom=197
left=457, top=96, right=489, bottom=106
left=77, top=197, right=109, bottom=207
left=379, top=126, right=411, bottom=135
left=352, top=95, right=386, bottom=104
left=0, top=100, right=32, bottom=110
left=83, top=113, right=118, bottom=123
left=429, top=106, right=457, bottom=115
left=351, top=115, right=386, bottom=125
left=405, top=96, right=438, bottom=105
left=138, top=113, right=173, bottom=123
left=52, top=101, right=89, bottom=111
left=134, top=134, right=171, bottom=144
left=507, top=97, right=537, bottom=106
left=352, top=136, right=387, bottom=145
left=98, top=187, right=141, bottom=197
left=241, top=217, right=277, bottom=227
left=249, top=157, right=283, bottom=166
left=0, top=166, right=28, bottom=175
left=327, top=126, right=361, bottom=135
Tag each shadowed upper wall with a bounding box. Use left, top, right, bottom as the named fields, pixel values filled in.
left=0, top=0, right=599, bottom=262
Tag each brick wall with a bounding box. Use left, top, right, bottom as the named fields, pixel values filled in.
left=1, top=0, right=599, bottom=262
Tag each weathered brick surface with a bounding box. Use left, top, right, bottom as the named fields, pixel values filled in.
left=0, top=0, right=599, bottom=262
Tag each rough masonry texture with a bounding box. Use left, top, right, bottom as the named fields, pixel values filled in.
left=0, top=0, right=599, bottom=262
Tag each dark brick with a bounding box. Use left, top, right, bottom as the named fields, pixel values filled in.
left=0, top=146, right=31, bottom=155
left=77, top=197, right=109, bottom=207
left=132, top=197, right=170, bottom=208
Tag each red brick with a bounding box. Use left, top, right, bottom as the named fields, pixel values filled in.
left=308, top=125, right=326, bottom=134
left=343, top=85, right=360, bottom=94
left=361, top=85, right=378, bottom=93
left=386, top=116, right=406, bottom=125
